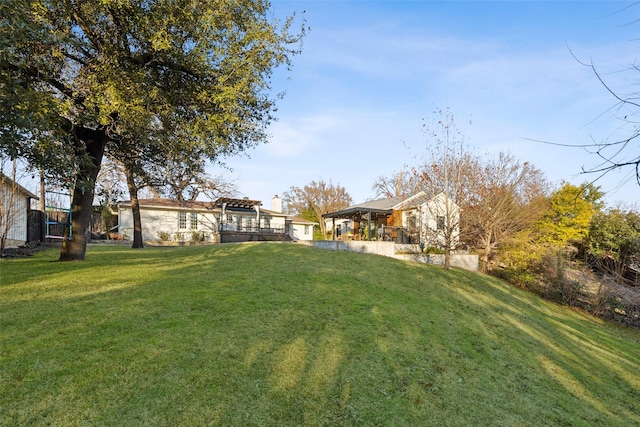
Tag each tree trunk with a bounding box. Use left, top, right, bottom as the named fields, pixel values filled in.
left=59, top=135, right=107, bottom=261
left=40, top=169, right=46, bottom=242
left=314, top=206, right=327, bottom=238
left=444, top=247, right=451, bottom=270
left=480, top=231, right=493, bottom=273
left=124, top=165, right=144, bottom=249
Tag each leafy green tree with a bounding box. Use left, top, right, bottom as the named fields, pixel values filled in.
left=1, top=0, right=303, bottom=260
left=588, top=209, right=640, bottom=280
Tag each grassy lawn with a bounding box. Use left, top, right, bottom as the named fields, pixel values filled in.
left=1, top=243, right=639, bottom=426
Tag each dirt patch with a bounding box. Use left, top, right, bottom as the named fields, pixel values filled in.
left=566, top=264, right=639, bottom=302
left=565, top=263, right=640, bottom=327
left=1, top=243, right=53, bottom=258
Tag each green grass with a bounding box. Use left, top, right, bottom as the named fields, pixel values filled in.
left=1, top=243, right=639, bottom=426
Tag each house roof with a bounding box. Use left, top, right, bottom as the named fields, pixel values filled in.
left=117, top=198, right=216, bottom=210
left=391, top=191, right=430, bottom=210
left=0, top=173, right=39, bottom=200
left=395, top=192, right=459, bottom=211
left=323, top=192, right=460, bottom=221
left=323, top=194, right=409, bottom=219
left=119, top=197, right=266, bottom=209
left=287, top=215, right=317, bottom=225
left=117, top=198, right=295, bottom=218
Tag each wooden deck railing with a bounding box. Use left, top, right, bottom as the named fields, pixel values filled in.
left=218, top=223, right=286, bottom=234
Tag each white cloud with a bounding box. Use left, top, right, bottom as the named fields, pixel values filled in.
left=265, top=113, right=351, bottom=157
left=227, top=1, right=640, bottom=206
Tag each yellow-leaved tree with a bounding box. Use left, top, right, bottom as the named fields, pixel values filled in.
left=535, top=182, right=604, bottom=248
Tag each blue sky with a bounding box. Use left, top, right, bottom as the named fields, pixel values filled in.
left=225, top=1, right=639, bottom=208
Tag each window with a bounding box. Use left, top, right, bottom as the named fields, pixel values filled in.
left=190, top=213, right=198, bottom=230
left=264, top=217, right=270, bottom=229
left=178, top=211, right=187, bottom=229
left=437, top=216, right=445, bottom=231
left=304, top=225, right=309, bottom=235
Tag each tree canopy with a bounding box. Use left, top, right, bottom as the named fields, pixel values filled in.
left=0, top=0, right=304, bottom=260
left=464, top=153, right=549, bottom=270
left=283, top=180, right=352, bottom=238
left=534, top=182, right=604, bottom=248
left=410, top=108, right=479, bottom=269
left=588, top=208, right=640, bottom=280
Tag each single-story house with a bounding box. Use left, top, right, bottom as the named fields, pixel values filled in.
left=116, top=195, right=316, bottom=243
left=323, top=191, right=460, bottom=248
left=0, top=173, right=38, bottom=249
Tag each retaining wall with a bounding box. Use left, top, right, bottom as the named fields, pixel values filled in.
left=298, top=240, right=479, bottom=271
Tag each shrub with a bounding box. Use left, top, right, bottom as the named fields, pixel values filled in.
left=424, top=246, right=446, bottom=254
left=190, top=231, right=205, bottom=242
left=158, top=231, right=170, bottom=241
left=492, top=267, right=538, bottom=291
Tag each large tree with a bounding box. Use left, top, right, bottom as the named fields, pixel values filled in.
left=104, top=135, right=165, bottom=249
left=371, top=170, right=413, bottom=199
left=1, top=0, right=303, bottom=260
left=283, top=180, right=352, bottom=238
left=411, top=109, right=551, bottom=270
left=464, top=153, right=549, bottom=271
left=149, top=157, right=238, bottom=202
left=411, top=108, right=479, bottom=269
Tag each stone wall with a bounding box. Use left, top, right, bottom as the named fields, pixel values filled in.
left=393, top=253, right=479, bottom=271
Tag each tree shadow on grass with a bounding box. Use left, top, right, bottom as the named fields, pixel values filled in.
left=445, top=271, right=640, bottom=426
left=1, top=243, right=639, bottom=426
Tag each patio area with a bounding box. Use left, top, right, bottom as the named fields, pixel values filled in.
left=323, top=195, right=418, bottom=243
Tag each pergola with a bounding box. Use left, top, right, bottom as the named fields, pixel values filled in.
left=323, top=195, right=406, bottom=240
left=212, top=197, right=263, bottom=231
left=212, top=197, right=262, bottom=211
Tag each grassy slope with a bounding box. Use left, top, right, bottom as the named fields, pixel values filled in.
left=1, top=243, right=638, bottom=426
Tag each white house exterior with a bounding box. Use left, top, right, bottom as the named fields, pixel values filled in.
left=393, top=192, right=460, bottom=249
left=116, top=195, right=316, bottom=243
left=117, top=199, right=220, bottom=242
left=0, top=174, right=38, bottom=249
left=287, top=216, right=316, bottom=241
left=323, top=191, right=460, bottom=248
